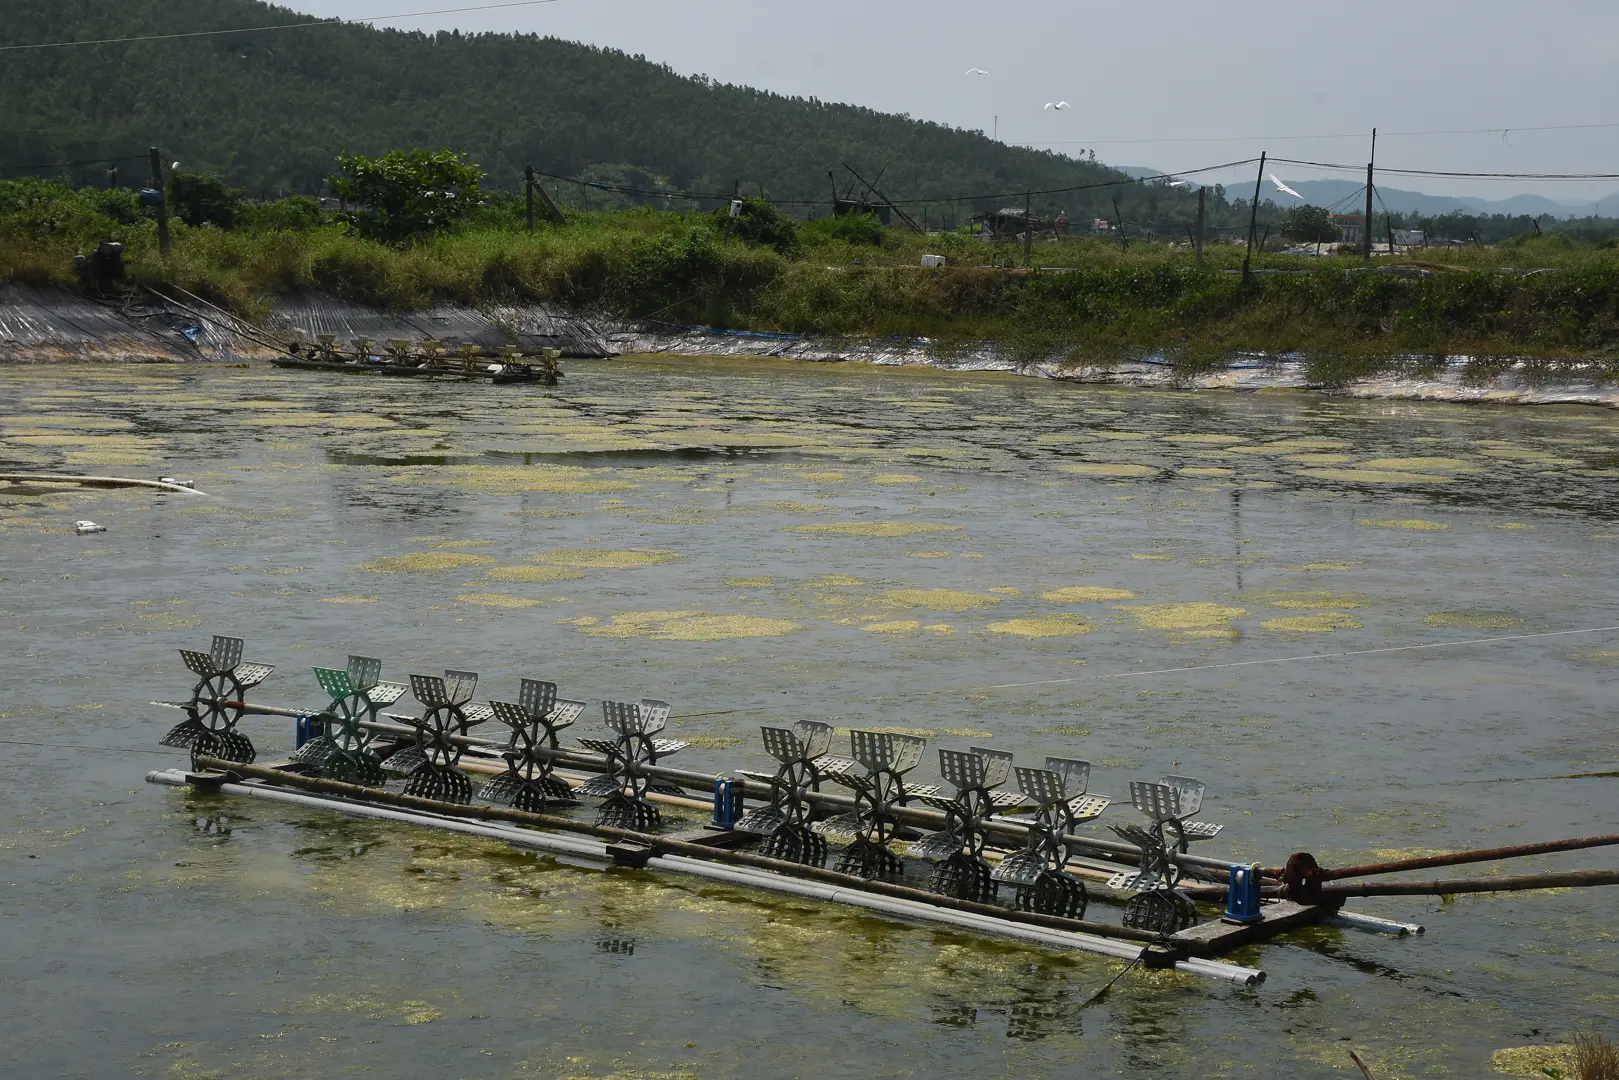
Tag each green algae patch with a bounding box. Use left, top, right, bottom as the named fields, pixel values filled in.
left=1285, top=560, right=1363, bottom=572
left=863, top=620, right=921, bottom=634
left=319, top=595, right=379, bottom=604
left=1490, top=1045, right=1574, bottom=1077
left=810, top=574, right=866, bottom=586
left=752, top=500, right=826, bottom=513
left=725, top=575, right=775, bottom=587
left=872, top=473, right=922, bottom=484
left=1120, top=603, right=1246, bottom=630
left=1424, top=610, right=1524, bottom=629
left=357, top=552, right=497, bottom=573
left=1040, top=586, right=1135, bottom=602
left=1089, top=431, right=1152, bottom=441
left=528, top=548, right=684, bottom=569
left=1249, top=590, right=1369, bottom=609
left=1163, top=433, right=1244, bottom=444
left=1131, top=552, right=1174, bottom=561
left=580, top=611, right=800, bottom=640
left=1228, top=438, right=1351, bottom=454
left=1055, top=462, right=1156, bottom=478
left=485, top=565, right=589, bottom=584
left=790, top=522, right=963, bottom=538
left=1359, top=518, right=1451, bottom=531
left=456, top=593, right=542, bottom=609
left=797, top=471, right=847, bottom=482
left=986, top=615, right=1093, bottom=638
left=1181, top=467, right=1234, bottom=476
left=1261, top=612, right=1361, bottom=632
left=880, top=588, right=1002, bottom=612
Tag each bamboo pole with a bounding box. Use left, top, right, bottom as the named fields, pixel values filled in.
left=190, top=756, right=1165, bottom=944
left=1314, top=868, right=1619, bottom=898
left=1300, top=833, right=1619, bottom=882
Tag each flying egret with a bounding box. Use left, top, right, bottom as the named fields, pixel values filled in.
left=1167, top=180, right=1188, bottom=188
left=1270, top=174, right=1303, bottom=200
left=1043, top=101, right=1071, bottom=110
left=965, top=68, right=990, bottom=76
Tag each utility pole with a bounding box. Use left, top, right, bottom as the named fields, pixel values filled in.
left=1242, top=151, right=1266, bottom=285
left=1363, top=128, right=1376, bottom=261
left=1195, top=186, right=1206, bottom=267
left=525, top=165, right=535, bottom=233
left=105, top=163, right=118, bottom=190
left=1024, top=191, right=1033, bottom=267
left=149, top=147, right=170, bottom=258
left=1112, top=196, right=1126, bottom=250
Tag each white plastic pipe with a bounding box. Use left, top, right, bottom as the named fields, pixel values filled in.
left=1327, top=909, right=1425, bottom=937
left=145, top=769, right=1266, bottom=984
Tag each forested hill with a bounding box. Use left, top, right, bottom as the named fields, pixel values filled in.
left=3, top=0, right=1208, bottom=221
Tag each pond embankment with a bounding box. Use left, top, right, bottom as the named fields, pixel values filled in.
left=7, top=282, right=1619, bottom=408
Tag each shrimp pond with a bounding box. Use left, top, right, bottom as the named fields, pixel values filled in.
left=1, top=354, right=1616, bottom=1079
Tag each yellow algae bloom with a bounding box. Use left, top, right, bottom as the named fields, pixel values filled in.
left=1358, top=518, right=1450, bottom=531
left=1229, top=438, right=1351, bottom=454
left=428, top=539, right=497, bottom=549
left=456, top=593, right=542, bottom=609
left=725, top=575, right=775, bottom=587
left=1120, top=603, right=1246, bottom=630
left=1261, top=612, right=1361, bottom=632
left=986, top=615, right=1093, bottom=638
left=1180, top=467, right=1234, bottom=477
left=484, top=565, right=588, bottom=584
left=1056, top=463, right=1156, bottom=478
left=1424, top=610, right=1523, bottom=629
left=798, top=471, right=847, bottom=483
left=987, top=586, right=1023, bottom=596
left=405, top=465, right=635, bottom=495
left=1490, top=1045, right=1574, bottom=1077
left=528, top=548, right=684, bottom=569
left=576, top=611, right=799, bottom=640
left=753, top=500, right=826, bottom=512
left=1040, top=586, right=1135, bottom=602
left=1298, top=467, right=1455, bottom=484
left=1359, top=456, right=1476, bottom=472
left=872, top=473, right=922, bottom=484
left=1163, top=433, right=1244, bottom=444
left=1248, top=590, right=1368, bottom=609
left=863, top=620, right=921, bottom=634
left=356, top=552, right=496, bottom=573
left=906, top=551, right=951, bottom=559
left=1285, top=561, right=1362, bottom=572
left=881, top=588, right=1003, bottom=612
left=1284, top=453, right=1354, bottom=465
left=1089, top=431, right=1153, bottom=441
left=924, top=624, right=955, bottom=634
left=811, top=574, right=866, bottom=587
left=1132, top=553, right=1174, bottom=561
left=319, top=595, right=379, bottom=604
left=790, top=522, right=963, bottom=538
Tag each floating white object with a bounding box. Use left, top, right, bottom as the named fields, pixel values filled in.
left=75, top=520, right=106, bottom=534
left=159, top=477, right=194, bottom=489
left=487, top=363, right=504, bottom=374
left=920, top=254, right=946, bottom=268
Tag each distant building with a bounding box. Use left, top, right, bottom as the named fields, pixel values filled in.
left=1332, top=213, right=1365, bottom=246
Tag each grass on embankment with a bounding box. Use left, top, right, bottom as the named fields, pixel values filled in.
left=6, top=182, right=1619, bottom=385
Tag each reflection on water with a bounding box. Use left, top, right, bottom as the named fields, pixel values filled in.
left=2, top=355, right=1617, bottom=1078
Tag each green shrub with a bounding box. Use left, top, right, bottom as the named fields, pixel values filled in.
left=167, top=171, right=244, bottom=229
left=803, top=212, right=887, bottom=247
left=240, top=195, right=322, bottom=232
left=715, top=197, right=801, bottom=256
left=327, top=148, right=484, bottom=245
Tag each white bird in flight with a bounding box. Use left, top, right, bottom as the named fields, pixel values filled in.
left=1270, top=174, right=1304, bottom=199
left=1043, top=101, right=1071, bottom=110
left=965, top=68, right=990, bottom=76
left=1167, top=179, right=1188, bottom=188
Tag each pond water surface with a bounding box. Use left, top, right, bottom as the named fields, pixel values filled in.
left=1, top=355, right=1616, bottom=1079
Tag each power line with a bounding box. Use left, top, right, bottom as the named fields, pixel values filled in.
left=1270, top=156, right=1619, bottom=182
left=1021, top=121, right=1619, bottom=148
left=0, top=152, right=149, bottom=175
left=0, top=0, right=568, bottom=52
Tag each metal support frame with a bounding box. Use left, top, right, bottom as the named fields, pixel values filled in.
left=733, top=720, right=839, bottom=866
left=159, top=635, right=274, bottom=765
left=482, top=678, right=586, bottom=811
left=576, top=699, right=687, bottom=829
left=385, top=670, right=492, bottom=804
left=292, top=654, right=405, bottom=786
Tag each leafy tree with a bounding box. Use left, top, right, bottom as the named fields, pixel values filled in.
left=1281, top=204, right=1340, bottom=244
left=803, top=212, right=887, bottom=246
left=327, top=149, right=484, bottom=244
left=167, top=171, right=244, bottom=229
left=716, top=197, right=800, bottom=255
left=239, top=195, right=323, bottom=231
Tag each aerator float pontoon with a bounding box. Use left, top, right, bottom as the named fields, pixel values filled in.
left=147, top=635, right=1619, bottom=985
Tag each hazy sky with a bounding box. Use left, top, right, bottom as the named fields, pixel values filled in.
left=288, top=0, right=1619, bottom=202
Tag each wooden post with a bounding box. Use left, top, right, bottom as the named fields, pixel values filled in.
left=525, top=164, right=535, bottom=233
left=1024, top=191, right=1032, bottom=267
left=1242, top=151, right=1266, bottom=285
left=1112, top=196, right=1126, bottom=250
left=1195, top=186, right=1206, bottom=266
left=149, top=146, right=170, bottom=258
left=1362, top=128, right=1376, bottom=261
